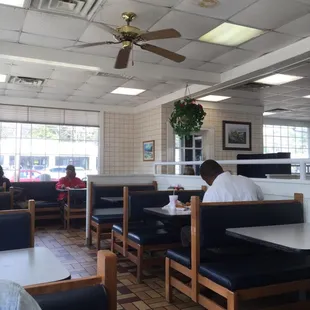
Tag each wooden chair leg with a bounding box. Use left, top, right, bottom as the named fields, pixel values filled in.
left=165, top=257, right=172, bottom=302
left=111, top=230, right=115, bottom=253
left=67, top=213, right=70, bottom=231
left=96, top=227, right=101, bottom=250
left=136, top=245, right=143, bottom=284
left=227, top=292, right=238, bottom=310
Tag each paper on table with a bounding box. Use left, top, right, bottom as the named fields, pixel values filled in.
left=162, top=201, right=188, bottom=211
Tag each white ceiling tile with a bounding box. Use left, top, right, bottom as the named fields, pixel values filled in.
left=145, top=38, right=190, bottom=52
left=149, top=10, right=221, bottom=40
left=120, top=80, right=158, bottom=90
left=5, top=89, right=38, bottom=98
left=0, top=89, right=4, bottom=95
left=6, top=84, right=41, bottom=92
left=177, top=41, right=231, bottom=61
left=71, top=90, right=100, bottom=98
left=159, top=58, right=205, bottom=69
left=0, top=29, right=19, bottom=42
left=87, top=75, right=129, bottom=86
left=41, top=87, right=74, bottom=95
left=36, top=93, right=68, bottom=101
left=10, top=65, right=53, bottom=79
left=285, top=78, right=310, bottom=88
left=219, top=89, right=262, bottom=99
left=67, top=95, right=96, bottom=103
left=19, top=33, right=75, bottom=49
left=44, top=79, right=82, bottom=89
left=0, top=82, right=6, bottom=89
left=283, top=63, right=310, bottom=77
left=284, top=89, right=310, bottom=97
left=94, top=0, right=169, bottom=30
left=0, top=63, right=12, bottom=75
left=79, top=23, right=114, bottom=43
left=50, top=69, right=93, bottom=82
left=277, top=13, right=310, bottom=38
left=23, top=11, right=88, bottom=40
left=241, top=32, right=299, bottom=54
left=98, top=93, right=136, bottom=104
left=150, top=83, right=182, bottom=94
left=131, top=49, right=163, bottom=64
left=197, top=62, right=230, bottom=73
left=131, top=0, right=180, bottom=6
left=262, top=85, right=299, bottom=95
left=0, top=6, right=25, bottom=31
left=78, top=83, right=115, bottom=93
left=75, top=44, right=120, bottom=57
left=230, top=0, right=309, bottom=29
left=211, top=49, right=260, bottom=66
left=176, top=0, right=257, bottom=19
left=283, top=97, right=310, bottom=105
left=264, top=95, right=294, bottom=102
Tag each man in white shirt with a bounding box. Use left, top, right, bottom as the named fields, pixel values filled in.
left=201, top=159, right=264, bottom=202
left=181, top=159, right=264, bottom=246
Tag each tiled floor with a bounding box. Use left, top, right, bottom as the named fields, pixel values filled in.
left=35, top=227, right=203, bottom=310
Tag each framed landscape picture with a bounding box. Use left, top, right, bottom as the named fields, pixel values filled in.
left=143, top=140, right=155, bottom=161
left=223, top=121, right=252, bottom=150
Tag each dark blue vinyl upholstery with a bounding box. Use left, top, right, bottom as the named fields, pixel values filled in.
left=68, top=190, right=86, bottom=209
left=199, top=254, right=310, bottom=291
left=92, top=208, right=123, bottom=224
left=0, top=193, right=11, bottom=210
left=0, top=212, right=31, bottom=251
left=35, top=284, right=108, bottom=310
left=112, top=221, right=164, bottom=235
left=200, top=201, right=303, bottom=248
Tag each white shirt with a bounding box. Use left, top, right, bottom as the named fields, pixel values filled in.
left=203, top=171, right=264, bottom=202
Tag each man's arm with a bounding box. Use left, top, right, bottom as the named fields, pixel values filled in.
left=256, top=185, right=264, bottom=201
left=55, top=177, right=66, bottom=189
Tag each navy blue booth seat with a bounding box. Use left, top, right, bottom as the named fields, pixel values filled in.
left=0, top=188, right=14, bottom=210
left=11, top=181, right=60, bottom=221
left=63, top=189, right=87, bottom=230
left=89, top=181, right=158, bottom=250
left=27, top=250, right=117, bottom=310
left=111, top=187, right=205, bottom=283
left=165, top=194, right=310, bottom=310
left=0, top=200, right=35, bottom=251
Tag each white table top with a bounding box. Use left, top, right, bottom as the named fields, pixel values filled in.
left=227, top=223, right=310, bottom=252
left=144, top=207, right=191, bottom=218
left=0, top=247, right=70, bottom=286
left=100, top=197, right=123, bottom=202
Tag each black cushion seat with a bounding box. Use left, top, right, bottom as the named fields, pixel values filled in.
left=92, top=214, right=123, bottom=224
left=36, top=201, right=59, bottom=208
left=35, top=284, right=108, bottom=310
left=128, top=228, right=180, bottom=245
left=199, top=254, right=310, bottom=291
left=112, top=221, right=164, bottom=235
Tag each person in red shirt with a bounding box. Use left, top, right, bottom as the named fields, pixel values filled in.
left=55, top=165, right=85, bottom=202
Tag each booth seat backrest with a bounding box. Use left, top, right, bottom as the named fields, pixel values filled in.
left=129, top=190, right=204, bottom=221
left=92, top=184, right=157, bottom=209
left=200, top=201, right=303, bottom=248
left=12, top=182, right=58, bottom=202
left=0, top=212, right=31, bottom=251
left=35, top=284, right=108, bottom=310
left=68, top=190, right=86, bottom=208
left=0, top=193, right=11, bottom=210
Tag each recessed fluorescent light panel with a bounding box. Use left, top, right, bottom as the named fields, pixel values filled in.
left=303, top=95, right=310, bottom=98
left=0, top=0, right=25, bottom=7
left=198, top=95, right=231, bottom=102
left=199, top=22, right=264, bottom=46
left=263, top=112, right=276, bottom=116
left=255, top=74, right=303, bottom=86
left=0, top=74, right=7, bottom=83
left=111, top=87, right=145, bottom=96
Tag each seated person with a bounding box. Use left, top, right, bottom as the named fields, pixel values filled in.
left=181, top=159, right=264, bottom=246
left=56, top=165, right=85, bottom=204
left=0, top=165, right=11, bottom=191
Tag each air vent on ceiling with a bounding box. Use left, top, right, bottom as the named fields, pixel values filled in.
left=97, top=72, right=134, bottom=80
left=233, top=82, right=271, bottom=92
left=9, top=76, right=45, bottom=87
left=31, top=0, right=104, bottom=19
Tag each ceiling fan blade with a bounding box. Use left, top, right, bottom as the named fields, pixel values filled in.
left=94, top=22, right=121, bottom=37
left=140, top=44, right=185, bottom=63
left=114, top=47, right=132, bottom=69
left=139, top=28, right=181, bottom=41
left=64, top=41, right=120, bottom=49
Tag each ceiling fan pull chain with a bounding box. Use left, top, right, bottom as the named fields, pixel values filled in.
left=132, top=47, right=134, bottom=66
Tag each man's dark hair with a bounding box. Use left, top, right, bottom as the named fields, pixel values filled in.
left=200, top=160, right=223, bottom=178
left=0, top=165, right=3, bottom=178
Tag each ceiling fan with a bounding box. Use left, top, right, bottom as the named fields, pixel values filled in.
left=66, top=12, right=186, bottom=69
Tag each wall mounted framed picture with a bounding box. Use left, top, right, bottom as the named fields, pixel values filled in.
left=223, top=121, right=252, bottom=150
left=143, top=140, right=155, bottom=161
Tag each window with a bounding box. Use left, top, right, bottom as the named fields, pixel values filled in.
left=0, top=122, right=99, bottom=182
left=175, top=134, right=203, bottom=175
left=263, top=125, right=309, bottom=158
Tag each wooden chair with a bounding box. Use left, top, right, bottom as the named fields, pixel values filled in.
left=0, top=200, right=35, bottom=250
left=26, top=250, right=117, bottom=310
left=64, top=189, right=86, bottom=230
left=89, top=181, right=158, bottom=250
left=166, top=194, right=310, bottom=310
left=112, top=188, right=206, bottom=283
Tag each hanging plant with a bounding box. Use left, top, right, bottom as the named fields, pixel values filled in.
left=169, top=97, right=206, bottom=138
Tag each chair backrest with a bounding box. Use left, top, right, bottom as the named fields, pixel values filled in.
left=0, top=200, right=35, bottom=251
left=128, top=189, right=204, bottom=222
left=67, top=190, right=86, bottom=209
left=11, top=181, right=58, bottom=202
left=192, top=193, right=304, bottom=249
left=0, top=191, right=13, bottom=210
